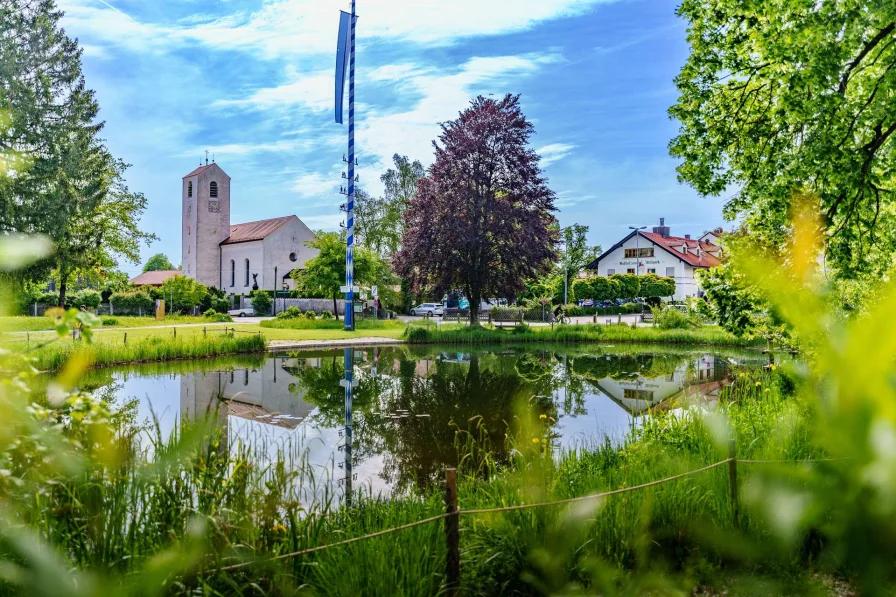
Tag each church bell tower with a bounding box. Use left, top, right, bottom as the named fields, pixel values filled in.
left=182, top=161, right=231, bottom=289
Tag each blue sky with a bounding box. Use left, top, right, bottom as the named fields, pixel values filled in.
left=57, top=0, right=724, bottom=276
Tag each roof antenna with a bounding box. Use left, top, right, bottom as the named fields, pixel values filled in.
left=205, top=149, right=209, bottom=165
left=212, top=153, right=215, bottom=163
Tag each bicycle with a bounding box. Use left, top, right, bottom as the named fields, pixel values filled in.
left=548, top=313, right=570, bottom=325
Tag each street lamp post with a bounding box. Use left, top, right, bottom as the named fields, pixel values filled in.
left=273, top=266, right=278, bottom=316
left=628, top=226, right=647, bottom=276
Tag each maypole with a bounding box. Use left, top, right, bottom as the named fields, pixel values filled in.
left=335, top=1, right=357, bottom=330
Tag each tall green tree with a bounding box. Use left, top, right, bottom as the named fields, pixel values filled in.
left=670, top=2, right=896, bottom=276
left=354, top=155, right=424, bottom=257
left=293, top=232, right=381, bottom=320
left=0, top=0, right=155, bottom=305
left=142, top=253, right=175, bottom=272
left=559, top=224, right=600, bottom=303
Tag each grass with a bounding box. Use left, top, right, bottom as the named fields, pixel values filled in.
left=8, top=361, right=839, bottom=596
left=22, top=332, right=266, bottom=371
left=404, top=322, right=762, bottom=347
left=261, top=317, right=405, bottom=331
left=0, top=314, right=224, bottom=332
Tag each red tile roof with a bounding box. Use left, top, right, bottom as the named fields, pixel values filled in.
left=640, top=232, right=722, bottom=268
left=129, top=270, right=181, bottom=286
left=221, top=216, right=295, bottom=245
left=183, top=164, right=213, bottom=178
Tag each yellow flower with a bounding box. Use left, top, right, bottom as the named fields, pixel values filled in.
left=755, top=381, right=761, bottom=387
left=271, top=523, right=287, bottom=534
left=764, top=389, right=770, bottom=393
left=738, top=372, right=745, bottom=378
left=539, top=414, right=547, bottom=420
left=769, top=364, right=777, bottom=371
left=532, top=437, right=540, bottom=444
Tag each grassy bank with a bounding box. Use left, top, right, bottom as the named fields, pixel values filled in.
left=27, top=332, right=266, bottom=371
left=404, top=322, right=761, bottom=347
left=260, top=317, right=405, bottom=331
left=0, top=314, right=226, bottom=332
left=9, top=362, right=846, bottom=596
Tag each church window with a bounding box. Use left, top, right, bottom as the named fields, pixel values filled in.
left=210, top=181, right=218, bottom=198
left=230, top=260, right=235, bottom=287
left=245, top=259, right=250, bottom=286
left=187, top=181, right=192, bottom=197
left=289, top=252, right=297, bottom=262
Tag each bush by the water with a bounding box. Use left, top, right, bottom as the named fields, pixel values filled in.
left=202, top=309, right=232, bottom=323
left=248, top=289, right=272, bottom=315
left=651, top=305, right=698, bottom=329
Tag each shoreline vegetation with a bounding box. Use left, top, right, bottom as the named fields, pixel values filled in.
left=403, top=322, right=762, bottom=347
left=5, top=319, right=764, bottom=372
left=25, top=333, right=266, bottom=372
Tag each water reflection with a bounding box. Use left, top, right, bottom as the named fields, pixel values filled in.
left=80, top=345, right=766, bottom=504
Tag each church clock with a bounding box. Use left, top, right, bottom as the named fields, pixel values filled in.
left=208, top=200, right=220, bottom=213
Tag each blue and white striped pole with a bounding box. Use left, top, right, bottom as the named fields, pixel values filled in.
left=344, top=0, right=357, bottom=331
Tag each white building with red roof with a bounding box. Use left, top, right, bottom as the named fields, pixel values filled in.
left=181, top=162, right=318, bottom=297
left=585, top=218, right=723, bottom=301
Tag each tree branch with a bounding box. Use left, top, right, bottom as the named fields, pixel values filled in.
left=839, top=22, right=896, bottom=93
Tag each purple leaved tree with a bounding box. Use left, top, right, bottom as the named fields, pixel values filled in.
left=394, top=94, right=559, bottom=325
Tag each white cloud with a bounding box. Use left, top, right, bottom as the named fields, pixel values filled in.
left=213, top=69, right=334, bottom=112
left=300, top=213, right=345, bottom=231
left=538, top=143, right=576, bottom=167
left=59, top=0, right=615, bottom=58
left=291, top=172, right=333, bottom=197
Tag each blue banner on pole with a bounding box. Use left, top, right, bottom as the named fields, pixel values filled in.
left=334, top=11, right=351, bottom=124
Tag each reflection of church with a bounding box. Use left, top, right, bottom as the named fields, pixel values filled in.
left=180, top=357, right=319, bottom=435
left=595, top=355, right=727, bottom=415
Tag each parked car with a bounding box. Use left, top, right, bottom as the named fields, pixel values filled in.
left=228, top=307, right=256, bottom=317
left=410, top=303, right=443, bottom=317
left=581, top=299, right=594, bottom=307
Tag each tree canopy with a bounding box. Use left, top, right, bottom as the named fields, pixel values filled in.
left=394, top=94, right=558, bottom=322
left=0, top=0, right=155, bottom=305
left=142, top=253, right=175, bottom=272
left=293, top=232, right=384, bottom=319
left=354, top=155, right=424, bottom=258
left=670, top=2, right=896, bottom=276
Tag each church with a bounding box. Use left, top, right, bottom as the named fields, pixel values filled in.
left=181, top=162, right=318, bottom=298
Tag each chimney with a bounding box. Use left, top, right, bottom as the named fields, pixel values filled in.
left=652, top=217, right=671, bottom=238
left=684, top=234, right=691, bottom=240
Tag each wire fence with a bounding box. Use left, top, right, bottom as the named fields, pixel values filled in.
left=203, top=445, right=843, bottom=586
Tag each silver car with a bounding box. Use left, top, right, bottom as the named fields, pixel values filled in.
left=410, top=303, right=443, bottom=317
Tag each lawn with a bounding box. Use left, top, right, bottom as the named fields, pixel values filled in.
left=0, top=314, right=219, bottom=332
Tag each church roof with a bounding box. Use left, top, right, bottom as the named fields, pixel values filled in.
left=221, top=215, right=296, bottom=245
left=183, top=164, right=213, bottom=178
left=129, top=270, right=181, bottom=286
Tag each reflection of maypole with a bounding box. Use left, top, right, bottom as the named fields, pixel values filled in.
left=334, top=1, right=358, bottom=330
left=339, top=348, right=357, bottom=505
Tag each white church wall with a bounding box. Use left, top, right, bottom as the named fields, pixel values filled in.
left=221, top=241, right=264, bottom=295
left=262, top=217, right=319, bottom=291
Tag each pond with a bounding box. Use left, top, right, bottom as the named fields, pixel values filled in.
left=74, top=344, right=768, bottom=505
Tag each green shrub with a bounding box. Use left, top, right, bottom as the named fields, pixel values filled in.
left=101, top=316, right=118, bottom=326
left=512, top=322, right=530, bottom=334
left=110, top=290, right=153, bottom=312
left=276, top=306, right=303, bottom=320
left=203, top=309, right=232, bottom=323
left=319, top=310, right=334, bottom=320
left=303, top=311, right=317, bottom=320
left=248, top=290, right=272, bottom=315
left=652, top=305, right=697, bottom=329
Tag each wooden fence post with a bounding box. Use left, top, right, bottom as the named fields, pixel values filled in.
left=445, top=468, right=460, bottom=596
left=173, top=327, right=177, bottom=339
left=203, top=327, right=207, bottom=338
left=124, top=333, right=127, bottom=346
left=26, top=333, right=29, bottom=349
left=728, top=438, right=738, bottom=521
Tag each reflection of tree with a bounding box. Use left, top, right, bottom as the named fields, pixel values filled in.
left=572, top=353, right=685, bottom=383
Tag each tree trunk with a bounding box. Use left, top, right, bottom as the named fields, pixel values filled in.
left=58, top=279, right=67, bottom=308
left=333, top=293, right=340, bottom=321
left=468, top=288, right=481, bottom=327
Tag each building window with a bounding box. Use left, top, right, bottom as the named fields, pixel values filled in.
left=624, top=248, right=654, bottom=258
left=187, top=181, right=192, bottom=197
left=289, top=252, right=297, bottom=262
left=210, top=181, right=218, bottom=198
left=666, top=267, right=675, bottom=277
left=606, top=269, right=615, bottom=276
left=647, top=268, right=656, bottom=274
left=623, top=388, right=654, bottom=401
left=245, top=259, right=250, bottom=286
left=627, top=268, right=635, bottom=274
